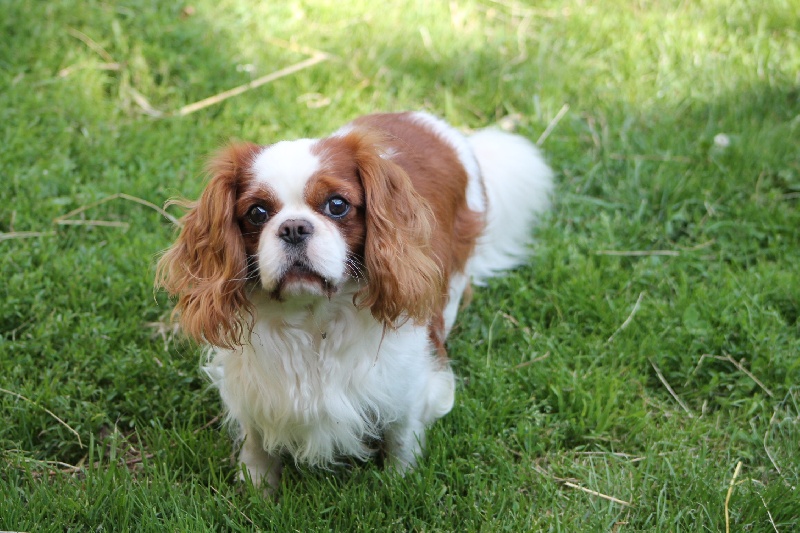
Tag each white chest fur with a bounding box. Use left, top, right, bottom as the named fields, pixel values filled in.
left=205, top=293, right=455, bottom=466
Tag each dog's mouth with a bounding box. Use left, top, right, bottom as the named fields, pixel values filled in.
left=272, top=261, right=336, bottom=299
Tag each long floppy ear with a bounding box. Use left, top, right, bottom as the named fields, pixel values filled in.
left=155, top=142, right=260, bottom=349
left=350, top=132, right=444, bottom=326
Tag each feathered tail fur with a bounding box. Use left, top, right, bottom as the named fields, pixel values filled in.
left=467, top=129, right=554, bottom=283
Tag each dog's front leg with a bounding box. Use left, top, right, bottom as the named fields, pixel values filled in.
left=384, top=365, right=456, bottom=473
left=238, top=429, right=283, bottom=493
left=383, top=416, right=427, bottom=473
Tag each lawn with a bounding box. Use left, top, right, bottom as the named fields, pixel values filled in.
left=1, top=0, right=798, bottom=530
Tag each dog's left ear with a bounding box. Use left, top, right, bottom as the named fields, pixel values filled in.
left=155, top=142, right=260, bottom=349
left=347, top=132, right=444, bottom=327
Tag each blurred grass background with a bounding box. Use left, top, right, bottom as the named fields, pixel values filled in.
left=1, top=0, right=798, bottom=530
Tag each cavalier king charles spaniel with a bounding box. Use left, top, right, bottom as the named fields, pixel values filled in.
left=157, top=112, right=552, bottom=491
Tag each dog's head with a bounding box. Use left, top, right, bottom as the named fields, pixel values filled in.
left=156, top=131, right=443, bottom=348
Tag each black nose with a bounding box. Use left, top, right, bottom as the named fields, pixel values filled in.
left=278, top=219, right=314, bottom=245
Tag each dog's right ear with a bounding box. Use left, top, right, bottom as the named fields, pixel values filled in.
left=155, top=142, right=260, bottom=349
left=345, top=131, right=444, bottom=327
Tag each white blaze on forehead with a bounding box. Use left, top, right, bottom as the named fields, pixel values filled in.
left=251, top=139, right=321, bottom=205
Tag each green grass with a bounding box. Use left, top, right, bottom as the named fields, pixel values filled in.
left=1, top=0, right=798, bottom=530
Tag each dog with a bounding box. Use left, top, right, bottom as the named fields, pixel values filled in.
left=156, top=112, right=553, bottom=490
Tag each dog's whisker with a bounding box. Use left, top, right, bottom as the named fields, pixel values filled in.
left=344, top=254, right=366, bottom=280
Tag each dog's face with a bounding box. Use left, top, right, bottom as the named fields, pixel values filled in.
left=157, top=131, right=443, bottom=348
left=239, top=138, right=366, bottom=300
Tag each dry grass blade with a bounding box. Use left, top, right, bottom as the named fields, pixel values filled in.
left=536, top=103, right=569, bottom=146
left=574, top=451, right=645, bottom=462
left=563, top=481, right=633, bottom=507
left=649, top=359, right=694, bottom=418
left=0, top=231, right=55, bottom=242
left=608, top=153, right=693, bottom=163
left=0, top=387, right=83, bottom=448
left=512, top=351, right=550, bottom=370
left=66, top=27, right=115, bottom=63
left=595, top=249, right=680, bottom=257
left=53, top=192, right=180, bottom=227
left=193, top=415, right=222, bottom=434
left=55, top=220, right=130, bottom=228
left=25, top=458, right=84, bottom=475
left=759, top=493, right=780, bottom=533
left=58, top=62, right=122, bottom=78
left=721, top=353, right=774, bottom=398
left=608, top=291, right=645, bottom=343
left=176, top=53, right=330, bottom=116
left=724, top=461, right=743, bottom=533
left=764, top=409, right=782, bottom=475
left=147, top=320, right=182, bottom=351
left=676, top=240, right=716, bottom=251
left=14, top=449, right=154, bottom=478
left=210, top=485, right=256, bottom=526
left=695, top=354, right=774, bottom=398
left=0, top=193, right=181, bottom=242
left=531, top=461, right=633, bottom=506
left=118, top=193, right=181, bottom=226
left=128, top=87, right=165, bottom=117
left=263, top=36, right=329, bottom=58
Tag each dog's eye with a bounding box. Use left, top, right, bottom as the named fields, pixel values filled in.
left=246, top=205, right=269, bottom=226
left=324, top=196, right=350, bottom=218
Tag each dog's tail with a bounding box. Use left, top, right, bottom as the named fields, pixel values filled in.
left=467, top=129, right=554, bottom=283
